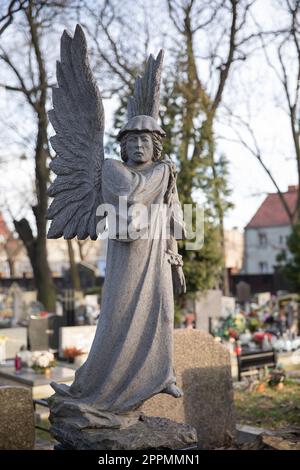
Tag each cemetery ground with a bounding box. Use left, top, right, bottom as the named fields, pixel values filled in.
left=234, top=379, right=300, bottom=429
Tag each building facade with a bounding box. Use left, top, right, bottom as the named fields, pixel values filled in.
left=243, top=185, right=297, bottom=274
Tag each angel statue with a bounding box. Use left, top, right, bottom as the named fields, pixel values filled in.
left=47, top=25, right=187, bottom=432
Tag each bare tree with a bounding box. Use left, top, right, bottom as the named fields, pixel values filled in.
left=79, top=0, right=257, bottom=295
left=164, top=0, right=257, bottom=295
left=228, top=0, right=300, bottom=223
left=0, top=0, right=28, bottom=36
left=67, top=240, right=81, bottom=291
left=0, top=1, right=71, bottom=310
left=264, top=0, right=300, bottom=221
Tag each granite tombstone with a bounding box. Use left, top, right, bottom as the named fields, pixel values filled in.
left=140, top=330, right=236, bottom=448
left=0, top=386, right=35, bottom=450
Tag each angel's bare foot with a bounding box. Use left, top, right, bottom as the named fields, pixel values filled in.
left=161, top=384, right=183, bottom=398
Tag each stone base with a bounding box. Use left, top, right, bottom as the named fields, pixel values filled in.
left=50, top=415, right=197, bottom=450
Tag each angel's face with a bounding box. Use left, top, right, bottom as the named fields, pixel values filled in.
left=126, top=132, right=154, bottom=166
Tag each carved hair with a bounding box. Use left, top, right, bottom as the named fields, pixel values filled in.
left=120, top=132, right=163, bottom=162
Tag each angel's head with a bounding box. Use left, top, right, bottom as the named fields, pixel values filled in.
left=118, top=115, right=165, bottom=166
left=120, top=131, right=163, bottom=165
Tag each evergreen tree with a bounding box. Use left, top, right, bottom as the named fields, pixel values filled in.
left=279, top=222, right=300, bottom=293
left=90, top=0, right=252, bottom=297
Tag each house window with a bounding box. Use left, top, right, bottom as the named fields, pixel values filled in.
left=258, top=233, right=267, bottom=246
left=279, top=235, right=283, bottom=244
left=259, top=262, right=268, bottom=273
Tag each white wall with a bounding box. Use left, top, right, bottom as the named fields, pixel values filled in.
left=244, top=225, right=291, bottom=274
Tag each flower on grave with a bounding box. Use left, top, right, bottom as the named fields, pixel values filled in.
left=0, top=335, right=7, bottom=343
left=253, top=332, right=273, bottom=344
left=31, top=351, right=56, bottom=372
left=63, top=346, right=84, bottom=359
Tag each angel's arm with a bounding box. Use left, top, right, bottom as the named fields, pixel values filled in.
left=167, top=228, right=186, bottom=296
left=165, top=164, right=186, bottom=295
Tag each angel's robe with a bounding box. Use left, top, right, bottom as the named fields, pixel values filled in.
left=52, top=158, right=178, bottom=413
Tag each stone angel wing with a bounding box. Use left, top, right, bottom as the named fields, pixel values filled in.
left=47, top=25, right=104, bottom=240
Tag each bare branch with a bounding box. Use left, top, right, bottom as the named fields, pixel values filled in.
left=167, top=0, right=183, bottom=33
left=0, top=49, right=37, bottom=109
left=192, top=1, right=225, bottom=33
left=0, top=0, right=28, bottom=36
left=211, top=0, right=238, bottom=115
left=224, top=110, right=294, bottom=221
left=82, top=0, right=136, bottom=88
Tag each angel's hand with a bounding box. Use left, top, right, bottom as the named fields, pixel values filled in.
left=172, top=265, right=186, bottom=296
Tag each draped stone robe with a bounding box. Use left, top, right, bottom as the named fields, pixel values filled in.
left=51, top=157, right=177, bottom=414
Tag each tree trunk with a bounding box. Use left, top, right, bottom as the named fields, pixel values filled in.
left=33, top=236, right=56, bottom=311
left=7, top=257, right=16, bottom=277
left=14, top=217, right=56, bottom=311
left=67, top=239, right=81, bottom=291
left=14, top=3, right=57, bottom=312
left=204, top=116, right=230, bottom=296
left=77, top=239, right=87, bottom=262
left=0, top=2, right=59, bottom=311
left=219, top=223, right=230, bottom=296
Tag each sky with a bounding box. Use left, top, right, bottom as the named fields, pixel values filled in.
left=0, top=0, right=298, bottom=233
left=216, top=0, right=299, bottom=229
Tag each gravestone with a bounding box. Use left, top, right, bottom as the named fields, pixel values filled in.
left=222, top=296, right=236, bottom=317
left=0, top=327, right=27, bottom=359
left=59, top=325, right=97, bottom=357
left=195, top=289, right=222, bottom=332
left=22, top=291, right=38, bottom=321
left=236, top=281, right=251, bottom=303
left=62, top=289, right=76, bottom=326
left=195, top=290, right=235, bottom=332
left=11, top=283, right=24, bottom=325
left=139, top=329, right=235, bottom=448
left=28, top=314, right=63, bottom=351
left=0, top=365, right=75, bottom=399
left=28, top=316, right=50, bottom=351
left=0, top=386, right=35, bottom=449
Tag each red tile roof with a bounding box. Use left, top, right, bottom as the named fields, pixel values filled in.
left=246, top=186, right=298, bottom=229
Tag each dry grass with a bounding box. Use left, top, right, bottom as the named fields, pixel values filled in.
left=234, top=380, right=300, bottom=429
